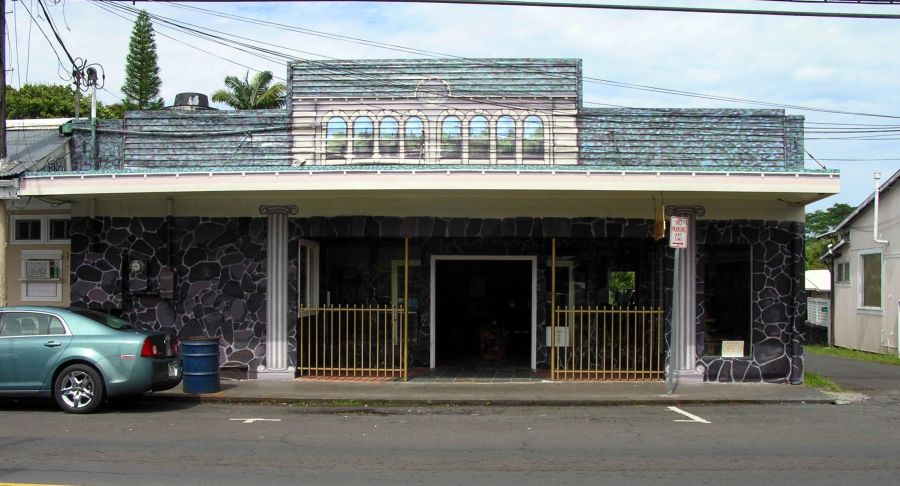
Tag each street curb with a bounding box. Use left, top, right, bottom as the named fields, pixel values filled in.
left=145, top=393, right=839, bottom=407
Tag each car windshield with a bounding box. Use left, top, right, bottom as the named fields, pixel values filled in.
left=68, top=308, right=135, bottom=330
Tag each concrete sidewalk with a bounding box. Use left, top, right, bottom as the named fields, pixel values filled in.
left=151, top=378, right=837, bottom=406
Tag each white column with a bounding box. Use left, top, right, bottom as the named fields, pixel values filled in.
left=257, top=205, right=298, bottom=380
left=668, top=205, right=705, bottom=383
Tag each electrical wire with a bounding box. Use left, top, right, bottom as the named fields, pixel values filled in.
left=161, top=1, right=900, bottom=121
left=86, top=1, right=900, bottom=158
left=18, top=0, right=69, bottom=79
left=106, top=1, right=899, bottom=131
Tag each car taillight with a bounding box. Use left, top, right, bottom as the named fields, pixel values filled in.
left=140, top=337, right=160, bottom=358
left=171, top=336, right=179, bottom=356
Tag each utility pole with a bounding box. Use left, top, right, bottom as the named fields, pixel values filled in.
left=1, top=0, right=7, bottom=160
left=0, top=0, right=8, bottom=307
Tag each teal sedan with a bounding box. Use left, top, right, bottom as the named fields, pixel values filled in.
left=0, top=306, right=181, bottom=413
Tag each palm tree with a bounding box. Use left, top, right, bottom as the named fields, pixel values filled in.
left=211, top=71, right=286, bottom=109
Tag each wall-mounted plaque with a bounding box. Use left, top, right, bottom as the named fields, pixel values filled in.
left=721, top=340, right=745, bottom=358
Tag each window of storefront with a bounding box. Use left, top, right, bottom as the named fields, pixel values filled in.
left=404, top=117, right=424, bottom=159
left=353, top=117, right=374, bottom=157
left=523, top=116, right=544, bottom=159
left=496, top=116, right=516, bottom=160
left=441, top=116, right=462, bottom=159
left=469, top=116, right=489, bottom=160
left=379, top=117, right=399, bottom=156
left=701, top=245, right=752, bottom=356
left=325, top=117, right=348, bottom=159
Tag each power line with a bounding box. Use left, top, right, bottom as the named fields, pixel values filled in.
left=90, top=2, right=900, bottom=147
left=161, top=1, right=900, bottom=120
left=162, top=0, right=900, bottom=19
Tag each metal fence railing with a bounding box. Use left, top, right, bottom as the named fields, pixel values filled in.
left=297, top=305, right=408, bottom=379
left=551, top=306, right=665, bottom=381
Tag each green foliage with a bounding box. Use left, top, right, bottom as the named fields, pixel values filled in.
left=802, top=371, right=842, bottom=392
left=805, top=203, right=856, bottom=270
left=806, top=203, right=854, bottom=238
left=805, top=238, right=830, bottom=270
left=806, top=345, right=900, bottom=366
left=608, top=271, right=636, bottom=305
left=7, top=83, right=84, bottom=119
left=122, top=10, right=164, bottom=110
left=211, top=71, right=285, bottom=110
left=6, top=83, right=123, bottom=120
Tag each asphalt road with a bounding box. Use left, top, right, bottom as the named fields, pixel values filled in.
left=1, top=399, right=899, bottom=486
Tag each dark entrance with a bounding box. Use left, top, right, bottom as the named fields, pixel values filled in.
left=435, top=260, right=532, bottom=367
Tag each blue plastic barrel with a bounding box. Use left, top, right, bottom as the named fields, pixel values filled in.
left=181, top=337, right=221, bottom=394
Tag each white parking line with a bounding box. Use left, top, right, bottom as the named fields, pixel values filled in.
left=667, top=406, right=711, bottom=424
left=229, top=418, right=282, bottom=424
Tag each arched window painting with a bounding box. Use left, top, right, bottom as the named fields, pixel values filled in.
left=405, top=117, right=424, bottom=159
left=441, top=116, right=462, bottom=159
left=325, top=117, right=347, bottom=159
left=523, top=116, right=544, bottom=159
left=469, top=116, right=489, bottom=160
left=496, top=116, right=516, bottom=159
left=354, top=117, right=374, bottom=157
left=380, top=117, right=399, bottom=156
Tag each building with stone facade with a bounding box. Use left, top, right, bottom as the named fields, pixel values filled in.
left=5, top=58, right=839, bottom=383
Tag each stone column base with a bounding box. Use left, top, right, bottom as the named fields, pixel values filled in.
left=674, top=370, right=705, bottom=384
left=256, top=367, right=296, bottom=381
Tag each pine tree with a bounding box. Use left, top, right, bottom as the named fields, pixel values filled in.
left=121, top=10, right=164, bottom=110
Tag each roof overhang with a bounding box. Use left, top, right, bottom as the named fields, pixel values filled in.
left=19, top=168, right=839, bottom=204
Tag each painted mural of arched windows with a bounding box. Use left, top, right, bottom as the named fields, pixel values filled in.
left=405, top=117, right=424, bottom=159
left=523, top=116, right=544, bottom=159
left=496, top=116, right=516, bottom=160
left=380, top=117, right=399, bottom=156
left=325, top=117, right=348, bottom=159
left=469, top=116, right=489, bottom=160
left=354, top=117, right=374, bottom=157
left=441, top=116, right=462, bottom=159
left=323, top=112, right=547, bottom=163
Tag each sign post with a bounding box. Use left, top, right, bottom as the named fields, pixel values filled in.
left=667, top=215, right=689, bottom=395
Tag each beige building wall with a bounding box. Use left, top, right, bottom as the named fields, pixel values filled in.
left=832, top=179, right=900, bottom=354
left=4, top=205, right=71, bottom=307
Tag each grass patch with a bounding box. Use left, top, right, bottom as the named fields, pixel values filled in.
left=806, top=344, right=900, bottom=366
left=803, top=372, right=842, bottom=393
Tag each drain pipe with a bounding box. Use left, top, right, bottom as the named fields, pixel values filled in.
left=873, top=173, right=889, bottom=245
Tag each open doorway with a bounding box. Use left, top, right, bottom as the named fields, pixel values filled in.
left=433, top=258, right=534, bottom=368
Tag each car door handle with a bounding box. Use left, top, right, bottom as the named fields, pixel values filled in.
left=44, top=341, right=62, bottom=348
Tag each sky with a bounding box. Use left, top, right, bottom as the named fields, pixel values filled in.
left=6, top=0, right=900, bottom=211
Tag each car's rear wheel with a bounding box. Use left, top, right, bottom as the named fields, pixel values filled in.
left=54, top=364, right=104, bottom=414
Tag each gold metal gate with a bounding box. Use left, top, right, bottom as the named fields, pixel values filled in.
left=551, top=306, right=664, bottom=381
left=297, top=305, right=408, bottom=379
left=296, top=239, right=410, bottom=380
left=550, top=238, right=664, bottom=381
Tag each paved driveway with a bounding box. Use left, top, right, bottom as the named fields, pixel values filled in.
left=806, top=352, right=900, bottom=404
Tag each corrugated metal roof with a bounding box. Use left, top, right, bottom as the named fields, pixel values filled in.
left=578, top=108, right=803, bottom=169
left=289, top=58, right=581, bottom=101
left=0, top=128, right=69, bottom=177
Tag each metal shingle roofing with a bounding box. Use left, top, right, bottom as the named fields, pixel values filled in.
left=289, top=58, right=582, bottom=100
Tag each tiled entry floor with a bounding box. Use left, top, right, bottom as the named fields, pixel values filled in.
left=408, top=367, right=549, bottom=383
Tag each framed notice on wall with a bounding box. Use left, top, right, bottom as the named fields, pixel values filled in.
left=21, top=250, right=63, bottom=302
left=25, top=259, right=52, bottom=279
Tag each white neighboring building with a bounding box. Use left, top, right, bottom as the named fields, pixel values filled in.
left=824, top=169, right=899, bottom=355
left=805, top=269, right=831, bottom=326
